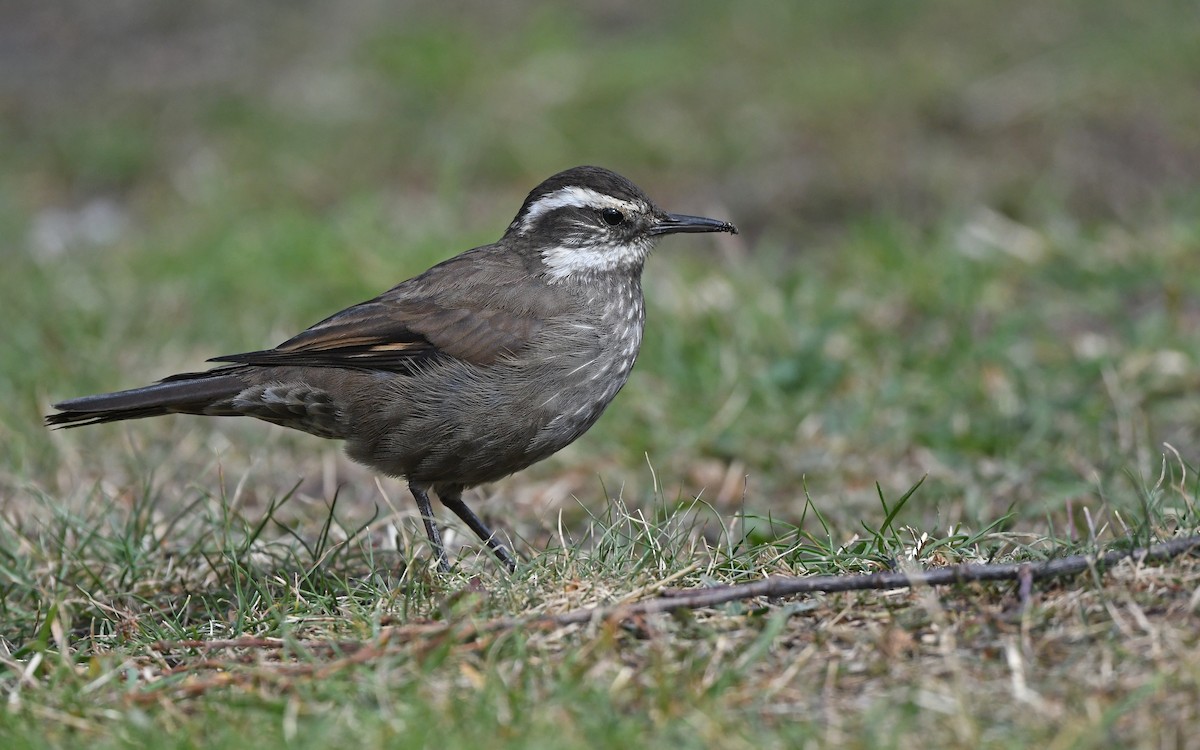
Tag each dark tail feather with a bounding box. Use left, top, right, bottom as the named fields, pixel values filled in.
left=46, top=371, right=246, bottom=428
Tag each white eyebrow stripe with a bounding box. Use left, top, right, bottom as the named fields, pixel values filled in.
left=519, top=186, right=640, bottom=231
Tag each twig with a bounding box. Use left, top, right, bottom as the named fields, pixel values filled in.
left=137, top=535, right=1200, bottom=700
left=148, top=534, right=1200, bottom=659
left=1017, top=564, right=1034, bottom=613
left=534, top=534, right=1200, bottom=625
left=149, top=623, right=458, bottom=655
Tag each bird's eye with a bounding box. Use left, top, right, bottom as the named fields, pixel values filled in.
left=600, top=208, right=625, bottom=226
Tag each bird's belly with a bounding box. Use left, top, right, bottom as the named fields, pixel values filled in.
left=524, top=351, right=637, bottom=457
left=347, top=332, right=640, bottom=486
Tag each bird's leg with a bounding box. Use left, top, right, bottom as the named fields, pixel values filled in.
left=409, top=483, right=450, bottom=573
left=437, top=487, right=518, bottom=572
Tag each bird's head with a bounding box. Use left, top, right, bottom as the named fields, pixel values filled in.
left=506, top=166, right=738, bottom=281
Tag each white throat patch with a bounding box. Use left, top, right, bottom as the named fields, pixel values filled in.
left=540, top=240, right=651, bottom=280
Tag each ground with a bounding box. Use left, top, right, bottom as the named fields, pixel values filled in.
left=2, top=2, right=1199, bottom=747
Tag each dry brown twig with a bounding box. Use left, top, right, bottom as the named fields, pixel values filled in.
left=151, top=534, right=1200, bottom=659
left=135, top=535, right=1200, bottom=702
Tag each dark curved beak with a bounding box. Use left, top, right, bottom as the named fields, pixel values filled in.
left=649, top=213, right=739, bottom=236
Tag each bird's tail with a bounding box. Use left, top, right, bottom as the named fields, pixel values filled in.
left=45, top=371, right=246, bottom=428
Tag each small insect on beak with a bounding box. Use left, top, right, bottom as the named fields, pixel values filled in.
left=649, top=213, right=739, bottom=236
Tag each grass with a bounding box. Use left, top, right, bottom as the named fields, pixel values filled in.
left=2, top=474, right=1197, bottom=748
left=3, top=0, right=1200, bottom=747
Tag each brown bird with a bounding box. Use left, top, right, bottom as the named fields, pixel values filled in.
left=46, top=166, right=738, bottom=572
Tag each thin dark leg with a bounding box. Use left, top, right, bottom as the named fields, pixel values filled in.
left=409, top=483, right=450, bottom=573
left=438, top=487, right=518, bottom=572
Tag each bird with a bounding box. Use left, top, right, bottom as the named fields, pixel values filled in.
left=46, top=166, right=738, bottom=572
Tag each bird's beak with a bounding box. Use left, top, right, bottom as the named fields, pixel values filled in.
left=649, top=213, right=739, bottom=236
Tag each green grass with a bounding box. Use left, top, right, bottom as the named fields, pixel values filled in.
left=2, top=473, right=1197, bottom=748
left=3, top=1, right=1200, bottom=747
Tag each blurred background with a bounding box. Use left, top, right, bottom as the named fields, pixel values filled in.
left=3, top=0, right=1199, bottom=546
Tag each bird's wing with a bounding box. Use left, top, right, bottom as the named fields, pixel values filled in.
left=211, top=249, right=561, bottom=372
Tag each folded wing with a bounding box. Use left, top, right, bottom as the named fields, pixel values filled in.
left=212, top=249, right=560, bottom=373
